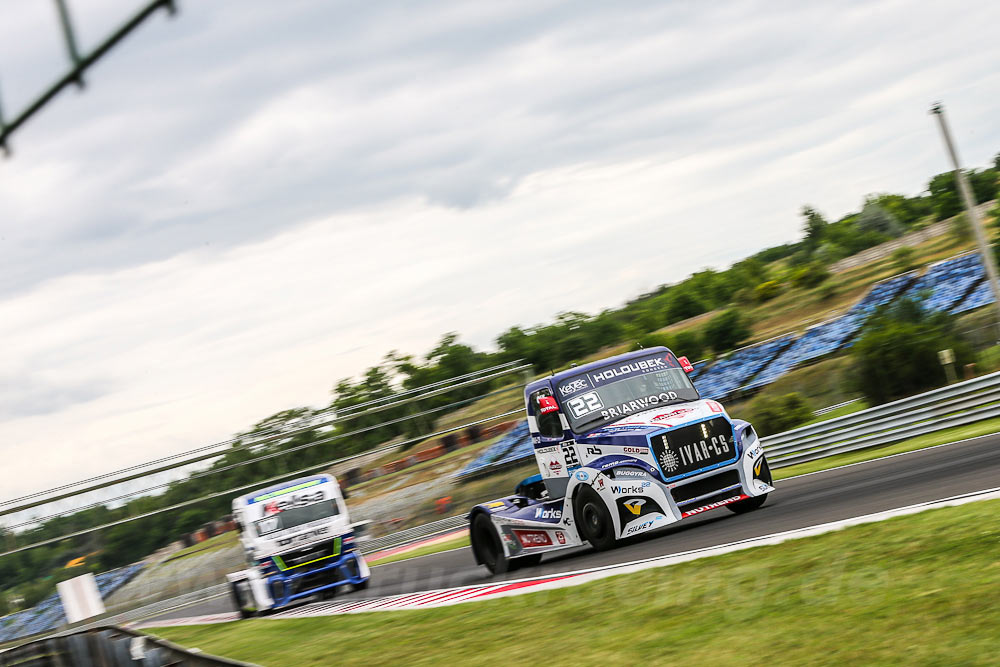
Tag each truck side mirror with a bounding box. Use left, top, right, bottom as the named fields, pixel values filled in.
left=677, top=356, right=695, bottom=374
left=538, top=396, right=559, bottom=414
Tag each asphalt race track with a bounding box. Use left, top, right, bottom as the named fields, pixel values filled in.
left=145, top=434, right=1000, bottom=623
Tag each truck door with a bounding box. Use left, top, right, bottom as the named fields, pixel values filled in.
left=529, top=388, right=572, bottom=499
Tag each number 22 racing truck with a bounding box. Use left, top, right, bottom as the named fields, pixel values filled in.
left=468, top=347, right=774, bottom=574
left=226, top=474, right=370, bottom=617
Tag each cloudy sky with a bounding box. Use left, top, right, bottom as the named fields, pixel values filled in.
left=2, top=0, right=999, bottom=502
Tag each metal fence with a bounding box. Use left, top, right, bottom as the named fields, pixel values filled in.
left=763, top=370, right=1000, bottom=467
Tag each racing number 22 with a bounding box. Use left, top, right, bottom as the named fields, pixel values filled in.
left=567, top=391, right=603, bottom=418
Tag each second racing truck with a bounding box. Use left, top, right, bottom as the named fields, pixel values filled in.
left=469, top=347, right=773, bottom=574
left=227, top=474, right=370, bottom=616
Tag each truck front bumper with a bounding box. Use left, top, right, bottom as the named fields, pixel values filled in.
left=228, top=549, right=370, bottom=612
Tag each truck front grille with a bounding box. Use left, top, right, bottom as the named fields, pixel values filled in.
left=651, top=417, right=737, bottom=480
left=274, top=536, right=342, bottom=571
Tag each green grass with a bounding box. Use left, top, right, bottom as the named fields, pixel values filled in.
left=774, top=414, right=1000, bottom=479
left=152, top=498, right=1000, bottom=666
left=368, top=533, right=470, bottom=567
left=160, top=530, right=238, bottom=563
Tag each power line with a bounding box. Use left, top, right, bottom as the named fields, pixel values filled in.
left=3, top=382, right=524, bottom=531
left=0, top=360, right=529, bottom=513
left=0, top=408, right=524, bottom=558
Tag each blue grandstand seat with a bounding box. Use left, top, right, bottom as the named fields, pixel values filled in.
left=688, top=360, right=709, bottom=379
left=693, top=334, right=796, bottom=400
left=951, top=278, right=993, bottom=314
left=900, top=253, right=985, bottom=313
left=742, top=270, right=917, bottom=391
left=454, top=421, right=532, bottom=477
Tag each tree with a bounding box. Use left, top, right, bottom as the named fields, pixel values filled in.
left=856, top=202, right=905, bottom=237
left=790, top=262, right=830, bottom=289
left=851, top=299, right=972, bottom=404
left=665, top=290, right=706, bottom=323
left=927, top=169, right=998, bottom=221
left=671, top=330, right=705, bottom=360
left=864, top=193, right=932, bottom=227
left=754, top=280, right=781, bottom=302
left=891, top=246, right=917, bottom=272
left=496, top=326, right=530, bottom=363
left=746, top=393, right=812, bottom=436
left=702, top=309, right=751, bottom=354
left=801, top=206, right=828, bottom=251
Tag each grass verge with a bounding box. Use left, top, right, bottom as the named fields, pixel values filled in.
left=773, top=415, right=1000, bottom=479
left=368, top=533, right=470, bottom=567
left=152, top=498, right=1000, bottom=666
left=160, top=530, right=238, bottom=564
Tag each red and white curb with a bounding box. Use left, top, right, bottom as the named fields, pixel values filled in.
left=135, top=487, right=1000, bottom=628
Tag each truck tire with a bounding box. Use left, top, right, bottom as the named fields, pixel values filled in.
left=471, top=513, right=509, bottom=575
left=728, top=456, right=772, bottom=514
left=574, top=486, right=616, bottom=551
left=229, top=581, right=255, bottom=620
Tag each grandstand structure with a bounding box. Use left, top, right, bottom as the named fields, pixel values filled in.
left=457, top=250, right=995, bottom=478
left=741, top=269, right=918, bottom=392
left=735, top=251, right=989, bottom=394
left=454, top=421, right=531, bottom=479
left=0, top=564, right=143, bottom=643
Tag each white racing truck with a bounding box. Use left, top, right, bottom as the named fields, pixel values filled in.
left=468, top=346, right=774, bottom=574
left=227, top=474, right=370, bottom=617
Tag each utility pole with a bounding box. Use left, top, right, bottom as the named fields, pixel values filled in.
left=929, top=102, right=1000, bottom=333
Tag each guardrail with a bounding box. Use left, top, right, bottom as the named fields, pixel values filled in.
left=812, top=398, right=861, bottom=417
left=0, top=625, right=257, bottom=666
left=763, top=370, right=1000, bottom=467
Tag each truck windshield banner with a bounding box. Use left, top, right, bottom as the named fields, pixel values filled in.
left=556, top=353, right=698, bottom=431
left=557, top=353, right=682, bottom=399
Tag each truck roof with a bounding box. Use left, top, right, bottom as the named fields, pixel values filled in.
left=525, top=346, right=674, bottom=396
left=233, top=474, right=334, bottom=506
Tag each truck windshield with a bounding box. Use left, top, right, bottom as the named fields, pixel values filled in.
left=555, top=352, right=698, bottom=432
left=254, top=500, right=340, bottom=537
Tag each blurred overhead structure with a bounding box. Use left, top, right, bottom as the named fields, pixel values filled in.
left=929, top=101, right=1000, bottom=332
left=0, top=0, right=177, bottom=156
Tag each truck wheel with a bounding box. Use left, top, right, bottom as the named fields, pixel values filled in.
left=574, top=486, right=616, bottom=551
left=728, top=457, right=772, bottom=514
left=229, top=581, right=255, bottom=620
left=471, top=513, right=509, bottom=575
